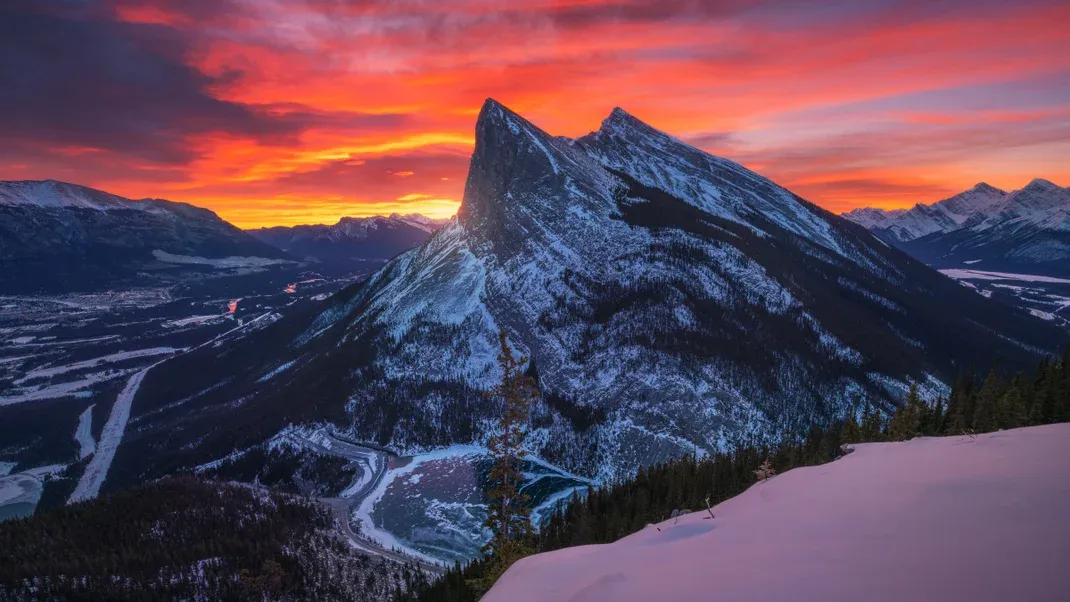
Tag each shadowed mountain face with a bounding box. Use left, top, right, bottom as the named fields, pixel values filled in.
left=247, top=214, right=446, bottom=274
left=843, top=180, right=1070, bottom=277
left=111, top=100, right=1066, bottom=489
left=0, top=180, right=292, bottom=293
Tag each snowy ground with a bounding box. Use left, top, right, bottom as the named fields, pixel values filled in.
left=939, top=269, right=1070, bottom=283
left=69, top=366, right=155, bottom=503
left=152, top=250, right=292, bottom=268
left=0, top=464, right=64, bottom=521
left=0, top=473, right=42, bottom=520
left=942, top=270, right=1070, bottom=328
left=486, top=423, right=1070, bottom=602
left=74, top=404, right=96, bottom=459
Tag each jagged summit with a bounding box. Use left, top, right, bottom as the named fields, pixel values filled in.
left=970, top=181, right=1006, bottom=194
left=1025, top=177, right=1061, bottom=191
left=474, top=98, right=547, bottom=141
left=598, top=106, right=653, bottom=135
left=461, top=98, right=595, bottom=231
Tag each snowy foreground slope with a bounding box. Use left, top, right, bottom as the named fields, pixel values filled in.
left=486, top=423, right=1070, bottom=602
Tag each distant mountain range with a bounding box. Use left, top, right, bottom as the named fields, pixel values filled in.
left=112, top=99, right=1066, bottom=494
left=247, top=214, right=447, bottom=273
left=0, top=180, right=450, bottom=293
left=0, top=180, right=292, bottom=294
left=843, top=179, right=1070, bottom=277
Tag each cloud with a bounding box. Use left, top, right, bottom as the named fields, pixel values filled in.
left=2, top=0, right=1068, bottom=226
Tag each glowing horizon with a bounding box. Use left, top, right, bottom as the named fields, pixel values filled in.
left=3, top=0, right=1068, bottom=228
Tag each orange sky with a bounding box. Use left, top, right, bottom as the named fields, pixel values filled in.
left=3, top=0, right=1069, bottom=228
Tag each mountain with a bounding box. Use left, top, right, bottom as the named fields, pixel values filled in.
left=483, top=423, right=1070, bottom=602
left=0, top=180, right=292, bottom=293
left=247, top=214, right=447, bottom=273
left=842, top=179, right=1070, bottom=276
left=109, top=99, right=1065, bottom=492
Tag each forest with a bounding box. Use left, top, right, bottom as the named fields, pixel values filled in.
left=0, top=478, right=427, bottom=601
left=401, top=345, right=1070, bottom=601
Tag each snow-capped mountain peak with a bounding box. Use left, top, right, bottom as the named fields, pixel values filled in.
left=388, top=213, right=449, bottom=232
left=840, top=206, right=907, bottom=229
left=1004, top=178, right=1069, bottom=214
left=842, top=178, right=1070, bottom=276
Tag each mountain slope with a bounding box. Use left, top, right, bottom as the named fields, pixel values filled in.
left=0, top=180, right=292, bottom=293
left=843, top=179, right=1070, bottom=276
left=484, top=423, right=1070, bottom=602
left=247, top=214, right=446, bottom=273
left=111, top=99, right=1066, bottom=490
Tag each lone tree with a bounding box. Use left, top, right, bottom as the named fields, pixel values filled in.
left=754, top=459, right=776, bottom=482
left=470, top=331, right=539, bottom=594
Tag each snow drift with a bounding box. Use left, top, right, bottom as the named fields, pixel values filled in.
left=485, top=423, right=1070, bottom=602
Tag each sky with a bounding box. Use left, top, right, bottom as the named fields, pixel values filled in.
left=2, top=0, right=1068, bottom=228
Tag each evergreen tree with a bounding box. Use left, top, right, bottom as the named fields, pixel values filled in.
left=754, top=459, right=776, bottom=481
left=889, top=385, right=923, bottom=441
left=841, top=414, right=861, bottom=444
left=972, top=365, right=1004, bottom=433
left=860, top=404, right=883, bottom=441
left=469, top=331, right=538, bottom=596
left=996, top=375, right=1025, bottom=429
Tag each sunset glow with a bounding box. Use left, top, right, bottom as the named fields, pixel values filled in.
left=3, top=0, right=1069, bottom=227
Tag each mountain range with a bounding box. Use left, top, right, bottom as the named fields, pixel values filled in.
left=107, top=99, right=1066, bottom=490
left=0, top=180, right=291, bottom=294
left=248, top=214, right=447, bottom=274
left=0, top=180, right=448, bottom=293
left=843, top=179, right=1070, bottom=277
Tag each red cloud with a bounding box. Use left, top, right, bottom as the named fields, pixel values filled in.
left=2, top=0, right=1067, bottom=226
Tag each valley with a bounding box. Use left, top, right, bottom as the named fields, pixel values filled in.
left=0, top=267, right=364, bottom=519
left=941, top=269, right=1070, bottom=328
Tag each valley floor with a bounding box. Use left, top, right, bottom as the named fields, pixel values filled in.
left=485, top=423, right=1070, bottom=602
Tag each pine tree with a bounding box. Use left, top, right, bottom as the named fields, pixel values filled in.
left=753, top=459, right=776, bottom=482
left=860, top=404, right=883, bottom=441
left=889, top=385, right=923, bottom=441
left=841, top=414, right=860, bottom=444
left=972, top=365, right=1004, bottom=433
left=469, top=331, right=538, bottom=596
left=996, top=374, right=1026, bottom=429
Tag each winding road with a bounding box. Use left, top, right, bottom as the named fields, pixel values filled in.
left=284, top=430, right=445, bottom=575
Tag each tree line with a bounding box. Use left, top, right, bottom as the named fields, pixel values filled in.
left=400, top=345, right=1070, bottom=601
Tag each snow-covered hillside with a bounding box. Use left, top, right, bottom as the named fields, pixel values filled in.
left=485, top=423, right=1070, bottom=602
left=843, top=179, right=1070, bottom=277
left=0, top=179, right=148, bottom=210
